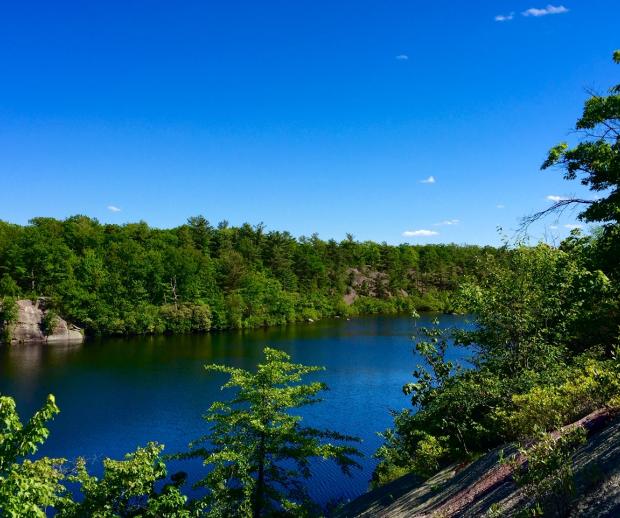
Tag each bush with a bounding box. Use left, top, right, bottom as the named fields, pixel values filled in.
left=505, top=427, right=586, bottom=516
left=41, top=310, right=60, bottom=336
left=0, top=274, right=19, bottom=297
left=497, top=358, right=620, bottom=438
left=191, top=303, right=212, bottom=331
left=410, top=433, right=449, bottom=478
left=374, top=243, right=619, bottom=490
left=159, top=303, right=212, bottom=334
left=0, top=297, right=18, bottom=342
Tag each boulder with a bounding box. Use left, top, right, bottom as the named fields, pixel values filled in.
left=7, top=299, right=83, bottom=344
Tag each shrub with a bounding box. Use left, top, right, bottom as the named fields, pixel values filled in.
left=497, top=358, right=620, bottom=438
left=41, top=310, right=60, bottom=337
left=191, top=303, right=212, bottom=331
left=159, top=303, right=212, bottom=334
left=411, top=433, right=449, bottom=478
left=0, top=297, right=18, bottom=343
left=506, top=427, right=586, bottom=516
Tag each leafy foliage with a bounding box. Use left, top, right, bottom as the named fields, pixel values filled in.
left=0, top=394, right=69, bottom=516
left=456, top=243, right=614, bottom=373
left=374, top=241, right=620, bottom=487
left=0, top=216, right=504, bottom=338
left=496, top=356, right=620, bottom=438
left=0, top=298, right=17, bottom=342
left=539, top=51, right=620, bottom=278
left=58, top=442, right=189, bottom=518
left=178, top=347, right=362, bottom=517
left=41, top=310, right=60, bottom=337
left=0, top=394, right=60, bottom=475
left=506, top=428, right=587, bottom=517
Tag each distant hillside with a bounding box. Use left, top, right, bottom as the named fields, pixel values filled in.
left=0, top=216, right=505, bottom=337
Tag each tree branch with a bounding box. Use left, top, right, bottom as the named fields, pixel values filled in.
left=519, top=198, right=595, bottom=232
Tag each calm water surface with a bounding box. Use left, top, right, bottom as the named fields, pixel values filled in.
left=0, top=314, right=471, bottom=506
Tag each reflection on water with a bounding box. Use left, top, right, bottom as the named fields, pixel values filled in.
left=0, top=314, right=471, bottom=506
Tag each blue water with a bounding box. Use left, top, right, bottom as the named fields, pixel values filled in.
left=0, top=314, right=471, bottom=507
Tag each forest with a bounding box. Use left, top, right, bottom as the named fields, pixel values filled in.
left=0, top=217, right=503, bottom=339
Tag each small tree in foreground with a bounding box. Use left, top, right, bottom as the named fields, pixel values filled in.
left=179, top=347, right=362, bottom=517
left=0, top=394, right=69, bottom=516
left=58, top=442, right=189, bottom=518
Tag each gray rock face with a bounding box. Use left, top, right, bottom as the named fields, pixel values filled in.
left=8, top=299, right=83, bottom=344
left=336, top=411, right=620, bottom=517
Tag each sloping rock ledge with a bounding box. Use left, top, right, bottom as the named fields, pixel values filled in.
left=336, top=409, right=620, bottom=517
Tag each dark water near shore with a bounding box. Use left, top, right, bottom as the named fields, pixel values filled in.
left=0, top=314, right=471, bottom=507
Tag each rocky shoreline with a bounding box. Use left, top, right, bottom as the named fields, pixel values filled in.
left=4, top=299, right=83, bottom=344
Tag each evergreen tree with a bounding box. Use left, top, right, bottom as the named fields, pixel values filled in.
left=179, top=348, right=362, bottom=517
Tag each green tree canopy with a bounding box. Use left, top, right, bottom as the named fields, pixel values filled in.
left=179, top=347, right=362, bottom=517
left=0, top=394, right=69, bottom=516
left=530, top=51, right=619, bottom=231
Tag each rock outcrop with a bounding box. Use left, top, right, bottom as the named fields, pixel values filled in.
left=336, top=409, right=620, bottom=517
left=343, top=267, right=399, bottom=306
left=6, top=299, right=83, bottom=344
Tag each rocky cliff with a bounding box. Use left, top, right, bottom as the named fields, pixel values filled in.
left=5, top=299, right=83, bottom=344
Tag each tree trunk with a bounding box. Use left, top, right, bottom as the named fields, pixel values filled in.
left=170, top=276, right=179, bottom=310
left=253, top=433, right=266, bottom=518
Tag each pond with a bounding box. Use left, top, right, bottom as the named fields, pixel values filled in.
left=0, top=313, right=472, bottom=507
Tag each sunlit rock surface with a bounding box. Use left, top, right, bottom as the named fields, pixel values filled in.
left=9, top=299, right=83, bottom=343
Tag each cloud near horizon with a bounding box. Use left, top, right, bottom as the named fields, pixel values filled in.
left=496, top=204, right=505, bottom=209
left=107, top=205, right=122, bottom=212
left=564, top=223, right=583, bottom=230
left=522, top=5, right=569, bottom=17
left=420, top=175, right=436, bottom=184
left=402, top=229, right=439, bottom=237
left=395, top=54, right=409, bottom=60
left=546, top=195, right=568, bottom=202
left=434, top=219, right=459, bottom=226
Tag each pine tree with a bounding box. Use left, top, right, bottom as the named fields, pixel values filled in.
left=180, top=347, right=362, bottom=517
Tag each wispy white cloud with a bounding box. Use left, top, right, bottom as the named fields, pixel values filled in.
left=496, top=204, right=505, bottom=209
left=420, top=175, right=436, bottom=184
left=564, top=224, right=583, bottom=230
left=495, top=12, right=514, bottom=22
left=522, top=5, right=568, bottom=17
left=546, top=195, right=568, bottom=202
left=434, top=219, right=459, bottom=226
left=402, top=229, right=439, bottom=237
left=549, top=225, right=558, bottom=230
left=395, top=54, right=409, bottom=61
left=107, top=205, right=122, bottom=212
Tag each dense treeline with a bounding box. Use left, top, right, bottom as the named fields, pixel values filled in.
left=0, top=217, right=502, bottom=337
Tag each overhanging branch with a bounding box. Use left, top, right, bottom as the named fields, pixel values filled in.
left=519, top=198, right=594, bottom=231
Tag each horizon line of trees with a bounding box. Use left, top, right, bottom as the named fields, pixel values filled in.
left=0, top=217, right=505, bottom=339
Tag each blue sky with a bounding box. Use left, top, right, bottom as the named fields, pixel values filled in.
left=0, top=1, right=618, bottom=245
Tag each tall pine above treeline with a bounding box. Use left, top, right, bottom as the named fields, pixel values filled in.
left=0, top=217, right=504, bottom=336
